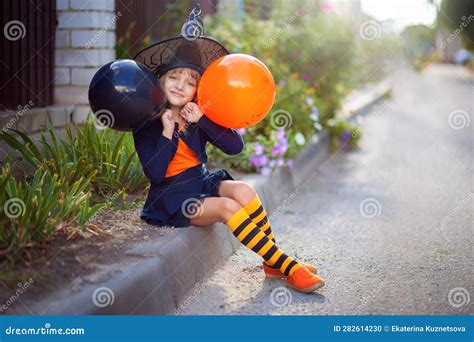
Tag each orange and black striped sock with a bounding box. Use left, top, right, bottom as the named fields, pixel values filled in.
left=243, top=194, right=281, bottom=269
left=243, top=194, right=276, bottom=243
left=225, top=207, right=302, bottom=277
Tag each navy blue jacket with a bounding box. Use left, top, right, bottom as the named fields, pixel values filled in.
left=132, top=114, right=244, bottom=185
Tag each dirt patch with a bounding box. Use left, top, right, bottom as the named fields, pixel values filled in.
left=0, top=165, right=248, bottom=314
left=0, top=197, right=176, bottom=314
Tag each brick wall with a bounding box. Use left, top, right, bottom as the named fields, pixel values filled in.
left=0, top=1, right=120, bottom=159
left=54, top=0, right=118, bottom=123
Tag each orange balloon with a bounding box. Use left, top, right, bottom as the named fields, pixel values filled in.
left=197, top=53, right=276, bottom=128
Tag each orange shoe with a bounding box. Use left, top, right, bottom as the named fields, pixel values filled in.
left=285, top=267, right=325, bottom=293
left=263, top=261, right=317, bottom=279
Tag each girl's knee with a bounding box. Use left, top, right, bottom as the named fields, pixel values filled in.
left=238, top=182, right=257, bottom=200
left=220, top=198, right=242, bottom=222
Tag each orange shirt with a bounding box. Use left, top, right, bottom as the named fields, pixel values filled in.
left=164, top=122, right=202, bottom=178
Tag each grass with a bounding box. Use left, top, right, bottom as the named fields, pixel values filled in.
left=0, top=115, right=148, bottom=256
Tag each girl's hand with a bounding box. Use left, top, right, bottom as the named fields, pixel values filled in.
left=161, top=109, right=174, bottom=138
left=180, top=102, right=203, bottom=123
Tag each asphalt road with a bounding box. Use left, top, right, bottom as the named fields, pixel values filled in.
left=177, top=64, right=473, bottom=315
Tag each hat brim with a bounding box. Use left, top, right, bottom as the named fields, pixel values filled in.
left=133, top=36, right=229, bottom=77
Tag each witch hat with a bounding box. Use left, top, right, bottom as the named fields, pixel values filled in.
left=133, top=3, right=229, bottom=78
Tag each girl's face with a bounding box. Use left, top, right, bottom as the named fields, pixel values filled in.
left=160, top=68, right=200, bottom=107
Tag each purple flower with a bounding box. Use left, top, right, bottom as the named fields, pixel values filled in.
left=276, top=127, right=285, bottom=141
left=249, top=156, right=257, bottom=168
left=338, top=130, right=351, bottom=142
left=302, top=73, right=311, bottom=82
left=237, top=128, right=247, bottom=135
left=288, top=159, right=294, bottom=172
left=278, top=79, right=286, bottom=87
left=277, top=157, right=285, bottom=166
left=249, top=154, right=268, bottom=168
left=272, top=145, right=281, bottom=157
left=305, top=97, right=314, bottom=106
left=272, top=140, right=288, bottom=156
left=254, top=142, right=264, bottom=155
left=271, top=129, right=289, bottom=157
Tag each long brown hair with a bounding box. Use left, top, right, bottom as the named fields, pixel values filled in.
left=154, top=67, right=201, bottom=136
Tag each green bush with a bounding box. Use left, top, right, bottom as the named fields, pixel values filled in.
left=400, top=24, right=436, bottom=70
left=351, top=34, right=403, bottom=87
left=204, top=7, right=357, bottom=174
left=0, top=115, right=148, bottom=201
left=273, top=12, right=355, bottom=121
left=327, top=117, right=361, bottom=152
left=0, top=116, right=147, bottom=255
left=0, top=158, right=105, bottom=253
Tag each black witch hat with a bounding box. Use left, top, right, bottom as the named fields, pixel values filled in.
left=133, top=3, right=229, bottom=78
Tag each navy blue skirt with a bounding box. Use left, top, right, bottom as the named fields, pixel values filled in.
left=140, top=163, right=235, bottom=227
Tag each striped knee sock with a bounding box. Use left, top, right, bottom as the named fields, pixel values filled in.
left=243, top=194, right=281, bottom=269
left=243, top=194, right=276, bottom=243
left=225, top=207, right=302, bottom=277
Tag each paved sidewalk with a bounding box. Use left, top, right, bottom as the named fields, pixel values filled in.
left=176, top=64, right=473, bottom=315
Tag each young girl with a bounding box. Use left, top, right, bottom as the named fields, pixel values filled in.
left=132, top=4, right=325, bottom=294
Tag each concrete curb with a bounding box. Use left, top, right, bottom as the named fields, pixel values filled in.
left=338, top=80, right=391, bottom=120
left=28, top=80, right=391, bottom=315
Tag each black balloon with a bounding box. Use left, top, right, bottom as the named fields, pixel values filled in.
left=88, top=59, right=165, bottom=131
